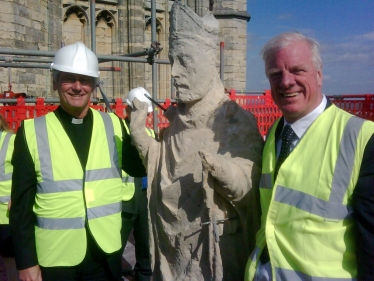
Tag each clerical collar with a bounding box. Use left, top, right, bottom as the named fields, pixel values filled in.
left=71, top=118, right=83, bottom=124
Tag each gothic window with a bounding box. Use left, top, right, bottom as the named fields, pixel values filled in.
left=96, top=10, right=116, bottom=98
left=63, top=6, right=88, bottom=45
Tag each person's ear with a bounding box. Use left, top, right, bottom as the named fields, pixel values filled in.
left=317, top=69, right=323, bottom=87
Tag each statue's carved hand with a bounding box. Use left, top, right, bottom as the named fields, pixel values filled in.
left=199, top=150, right=252, bottom=200
left=128, top=97, right=151, bottom=160
left=199, top=151, right=223, bottom=179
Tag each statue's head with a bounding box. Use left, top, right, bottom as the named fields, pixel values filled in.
left=169, top=1, right=220, bottom=103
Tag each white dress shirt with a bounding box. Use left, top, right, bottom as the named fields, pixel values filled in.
left=276, top=95, right=327, bottom=158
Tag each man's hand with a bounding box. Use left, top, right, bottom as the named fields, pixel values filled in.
left=19, top=265, right=42, bottom=281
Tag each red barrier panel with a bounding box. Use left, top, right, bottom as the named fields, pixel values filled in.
left=1, top=91, right=373, bottom=137
left=228, top=89, right=282, bottom=137
left=327, top=94, right=374, bottom=122
left=227, top=90, right=374, bottom=137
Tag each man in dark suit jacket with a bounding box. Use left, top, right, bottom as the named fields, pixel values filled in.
left=245, top=32, right=374, bottom=281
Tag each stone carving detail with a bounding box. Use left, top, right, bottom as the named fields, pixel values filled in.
left=64, top=6, right=87, bottom=25
left=129, top=2, right=263, bottom=280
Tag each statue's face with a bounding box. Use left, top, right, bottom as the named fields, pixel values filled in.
left=169, top=41, right=216, bottom=103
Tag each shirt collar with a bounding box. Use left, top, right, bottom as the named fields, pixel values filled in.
left=284, top=94, right=327, bottom=139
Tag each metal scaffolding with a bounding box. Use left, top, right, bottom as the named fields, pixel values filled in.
left=0, top=0, right=169, bottom=130
left=0, top=0, right=228, bottom=132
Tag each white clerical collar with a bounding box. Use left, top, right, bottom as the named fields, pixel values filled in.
left=71, top=118, right=83, bottom=124
left=285, top=94, right=327, bottom=139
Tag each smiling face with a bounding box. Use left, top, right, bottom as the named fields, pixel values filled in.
left=266, top=40, right=323, bottom=123
left=53, top=72, right=95, bottom=118
left=169, top=41, right=216, bottom=103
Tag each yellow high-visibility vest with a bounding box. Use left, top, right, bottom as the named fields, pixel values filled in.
left=245, top=105, right=374, bottom=280
left=0, top=131, right=15, bottom=224
left=24, top=110, right=123, bottom=267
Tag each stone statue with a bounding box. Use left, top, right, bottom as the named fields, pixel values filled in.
left=129, top=2, right=264, bottom=280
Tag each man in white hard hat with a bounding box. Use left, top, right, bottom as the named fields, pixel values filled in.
left=121, top=87, right=154, bottom=281
left=9, top=42, right=146, bottom=281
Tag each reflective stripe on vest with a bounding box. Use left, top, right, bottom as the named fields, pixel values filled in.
left=0, top=132, right=14, bottom=224
left=25, top=110, right=123, bottom=267
left=275, top=268, right=356, bottom=281
left=245, top=106, right=374, bottom=281
left=123, top=175, right=134, bottom=184
left=274, top=116, right=363, bottom=220
left=0, top=195, right=10, bottom=203
left=0, top=132, right=13, bottom=181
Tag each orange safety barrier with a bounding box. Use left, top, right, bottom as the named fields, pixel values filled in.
left=228, top=89, right=282, bottom=137
left=0, top=98, right=106, bottom=132
left=327, top=94, right=374, bottom=122
left=1, top=91, right=373, bottom=138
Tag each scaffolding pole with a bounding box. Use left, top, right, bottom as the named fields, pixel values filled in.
left=151, top=0, right=159, bottom=132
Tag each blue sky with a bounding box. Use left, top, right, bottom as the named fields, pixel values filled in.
left=245, top=0, right=374, bottom=95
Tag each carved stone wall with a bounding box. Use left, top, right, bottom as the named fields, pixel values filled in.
left=0, top=0, right=249, bottom=99
left=0, top=0, right=61, bottom=97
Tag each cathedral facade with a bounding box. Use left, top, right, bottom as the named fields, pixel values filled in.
left=0, top=0, right=249, bottom=99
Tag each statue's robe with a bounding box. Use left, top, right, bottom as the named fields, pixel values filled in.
left=131, top=89, right=264, bottom=280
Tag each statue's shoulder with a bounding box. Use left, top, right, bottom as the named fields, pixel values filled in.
left=218, top=99, right=257, bottom=124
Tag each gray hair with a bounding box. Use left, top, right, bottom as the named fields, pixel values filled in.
left=261, top=32, right=322, bottom=75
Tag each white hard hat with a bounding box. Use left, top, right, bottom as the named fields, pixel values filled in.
left=50, top=42, right=100, bottom=78
left=126, top=87, right=153, bottom=113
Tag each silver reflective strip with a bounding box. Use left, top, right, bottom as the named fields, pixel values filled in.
left=0, top=195, right=10, bottom=203
left=260, top=173, right=272, bottom=189
left=250, top=246, right=261, bottom=262
left=123, top=176, right=134, bottom=184
left=0, top=173, right=11, bottom=181
left=98, top=111, right=120, bottom=175
left=85, top=167, right=121, bottom=182
left=35, top=116, right=55, bottom=186
left=87, top=202, right=121, bottom=220
left=37, top=179, right=82, bottom=194
left=331, top=117, right=365, bottom=204
left=275, top=186, right=352, bottom=220
left=274, top=116, right=364, bottom=220
left=275, top=267, right=356, bottom=281
left=36, top=216, right=85, bottom=230
left=0, top=133, right=12, bottom=181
